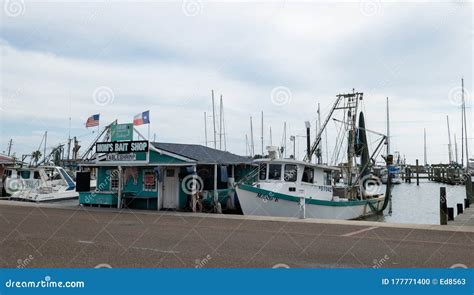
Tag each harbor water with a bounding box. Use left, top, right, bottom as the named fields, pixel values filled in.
left=367, top=180, right=468, bottom=225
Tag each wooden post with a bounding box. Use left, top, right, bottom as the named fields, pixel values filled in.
left=447, top=207, right=454, bottom=221
left=416, top=159, right=419, bottom=186
left=466, top=175, right=473, bottom=204
left=457, top=203, right=463, bottom=215
left=440, top=187, right=447, bottom=225
left=214, top=164, right=221, bottom=213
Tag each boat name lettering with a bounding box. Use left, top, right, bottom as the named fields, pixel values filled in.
left=256, top=193, right=279, bottom=202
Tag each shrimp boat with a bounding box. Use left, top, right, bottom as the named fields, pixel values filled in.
left=4, top=166, right=78, bottom=202
left=236, top=91, right=390, bottom=220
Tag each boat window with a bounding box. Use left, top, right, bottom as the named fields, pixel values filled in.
left=324, top=170, right=332, bottom=185
left=302, top=166, right=314, bottom=183
left=268, top=164, right=282, bottom=180
left=143, top=170, right=157, bottom=191
left=110, top=169, right=119, bottom=191
left=258, top=163, right=267, bottom=180
left=19, top=171, right=30, bottom=179
left=284, top=165, right=297, bottom=182
left=33, top=171, right=41, bottom=179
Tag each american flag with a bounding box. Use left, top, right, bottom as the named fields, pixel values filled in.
left=86, top=114, right=100, bottom=128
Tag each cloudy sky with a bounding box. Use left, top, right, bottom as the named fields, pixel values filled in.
left=0, top=0, right=472, bottom=164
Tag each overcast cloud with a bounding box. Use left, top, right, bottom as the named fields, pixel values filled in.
left=0, top=0, right=472, bottom=164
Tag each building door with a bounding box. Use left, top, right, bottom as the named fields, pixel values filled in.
left=163, top=167, right=178, bottom=209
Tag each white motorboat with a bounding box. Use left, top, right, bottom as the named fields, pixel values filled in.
left=4, top=166, right=78, bottom=202
left=380, top=166, right=402, bottom=184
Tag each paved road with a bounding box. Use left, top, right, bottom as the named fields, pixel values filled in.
left=0, top=203, right=473, bottom=268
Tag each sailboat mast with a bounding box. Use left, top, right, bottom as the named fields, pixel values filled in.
left=462, top=77, right=469, bottom=171
left=261, top=111, right=264, bottom=156
left=424, top=128, right=427, bottom=166
left=212, top=90, right=217, bottom=149
left=454, top=133, right=459, bottom=164
left=447, top=115, right=452, bottom=164
left=386, top=97, right=390, bottom=155
left=250, top=116, right=255, bottom=157
left=204, top=112, right=208, bottom=147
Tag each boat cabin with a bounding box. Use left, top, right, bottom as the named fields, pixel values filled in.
left=254, top=159, right=338, bottom=201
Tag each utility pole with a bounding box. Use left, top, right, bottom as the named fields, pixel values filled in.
left=204, top=112, right=208, bottom=147
left=44, top=131, right=47, bottom=162
left=447, top=115, right=452, bottom=164
left=7, top=139, right=12, bottom=156
left=212, top=90, right=217, bottom=149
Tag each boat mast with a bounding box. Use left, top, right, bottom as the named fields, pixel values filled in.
left=204, top=112, right=208, bottom=147
left=212, top=90, right=217, bottom=149
left=424, top=128, right=427, bottom=166
left=454, top=133, right=459, bottom=164
left=261, top=111, right=264, bottom=156
left=386, top=97, right=390, bottom=156
left=462, top=77, right=469, bottom=171
left=250, top=116, right=255, bottom=157
left=219, top=95, right=223, bottom=150
left=447, top=115, right=453, bottom=164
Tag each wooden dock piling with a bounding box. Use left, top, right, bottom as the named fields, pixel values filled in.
left=447, top=207, right=454, bottom=221
left=416, top=159, right=419, bottom=186
left=440, top=187, right=447, bottom=225
left=457, top=203, right=463, bottom=215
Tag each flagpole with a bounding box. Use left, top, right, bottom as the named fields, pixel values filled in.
left=148, top=124, right=150, bottom=142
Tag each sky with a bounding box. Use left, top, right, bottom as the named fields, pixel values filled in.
left=0, top=0, right=472, bottom=165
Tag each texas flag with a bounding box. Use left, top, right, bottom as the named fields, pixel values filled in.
left=133, top=110, right=150, bottom=126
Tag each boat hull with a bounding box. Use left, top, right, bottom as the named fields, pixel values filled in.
left=236, top=184, right=384, bottom=220
left=11, top=190, right=78, bottom=202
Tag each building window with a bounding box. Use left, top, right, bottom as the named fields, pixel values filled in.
left=302, top=166, right=314, bottom=183
left=143, top=170, right=157, bottom=191
left=166, top=169, right=175, bottom=177
left=268, top=164, right=282, bottom=180
left=259, top=163, right=267, bottom=180
left=110, top=169, right=119, bottom=191
left=284, top=164, right=297, bottom=182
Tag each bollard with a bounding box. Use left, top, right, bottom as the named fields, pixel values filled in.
left=299, top=196, right=306, bottom=219
left=465, top=198, right=470, bottom=209
left=440, top=187, right=447, bottom=225
left=457, top=203, right=464, bottom=215
left=447, top=207, right=454, bottom=221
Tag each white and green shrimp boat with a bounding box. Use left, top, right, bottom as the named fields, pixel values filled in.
left=236, top=158, right=385, bottom=220
left=236, top=91, right=389, bottom=220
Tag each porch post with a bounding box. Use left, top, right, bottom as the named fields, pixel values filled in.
left=214, top=164, right=221, bottom=213
left=192, top=165, right=197, bottom=212
left=117, top=166, right=123, bottom=209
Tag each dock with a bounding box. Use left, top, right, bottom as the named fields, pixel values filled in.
left=0, top=201, right=472, bottom=268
